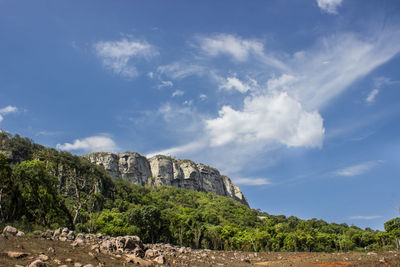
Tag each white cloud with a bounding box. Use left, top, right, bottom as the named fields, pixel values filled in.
left=56, top=135, right=119, bottom=153
left=157, top=62, right=206, bottom=80
left=158, top=80, right=173, bottom=89
left=0, top=105, right=18, bottom=123
left=219, top=77, right=251, bottom=93
left=233, top=177, right=270, bottom=186
left=206, top=91, right=325, bottom=148
left=366, top=89, right=379, bottom=103
left=199, top=33, right=264, bottom=62
left=289, top=32, right=400, bottom=110
left=148, top=29, right=400, bottom=175
left=348, top=215, right=381, bottom=220
left=172, top=90, right=184, bottom=97
left=198, top=34, right=288, bottom=70
left=0, top=106, right=18, bottom=114
left=148, top=72, right=154, bottom=79
left=335, top=160, right=383, bottom=177
left=199, top=94, right=208, bottom=100
left=94, top=38, right=158, bottom=78
left=317, top=0, right=343, bottom=14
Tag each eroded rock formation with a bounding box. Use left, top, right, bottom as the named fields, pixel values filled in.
left=84, top=152, right=248, bottom=206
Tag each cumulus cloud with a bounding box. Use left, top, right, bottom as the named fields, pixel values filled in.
left=94, top=38, right=158, bottom=78
left=233, top=177, right=270, bottom=186
left=348, top=215, right=381, bottom=220
left=172, top=90, right=184, bottom=97
left=317, top=0, right=343, bottom=14
left=206, top=91, right=325, bottom=148
left=219, top=77, right=251, bottom=93
left=148, top=29, right=400, bottom=177
left=56, top=135, right=119, bottom=153
left=366, top=89, right=379, bottom=103
left=335, top=160, right=383, bottom=177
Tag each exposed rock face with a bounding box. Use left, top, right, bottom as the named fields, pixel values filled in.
left=84, top=152, right=248, bottom=206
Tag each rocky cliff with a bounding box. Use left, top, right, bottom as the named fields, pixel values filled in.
left=84, top=152, right=248, bottom=206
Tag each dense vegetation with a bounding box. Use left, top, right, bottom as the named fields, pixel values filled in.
left=1, top=132, right=400, bottom=252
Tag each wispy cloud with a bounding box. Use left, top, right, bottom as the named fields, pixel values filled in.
left=197, top=33, right=288, bottom=70
left=157, top=62, right=206, bottom=80
left=366, top=89, right=379, bottom=103
left=148, top=29, right=400, bottom=176
left=158, top=80, right=173, bottom=89
left=56, top=135, right=119, bottom=153
left=172, top=90, right=184, bottom=97
left=233, top=177, right=270, bottom=186
left=199, top=94, right=208, bottom=101
left=198, top=33, right=264, bottom=62
left=335, top=160, right=383, bottom=177
left=317, top=0, right=343, bottom=14
left=94, top=38, right=158, bottom=78
left=348, top=215, right=381, bottom=220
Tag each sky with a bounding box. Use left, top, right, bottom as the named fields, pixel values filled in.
left=1, top=0, right=400, bottom=230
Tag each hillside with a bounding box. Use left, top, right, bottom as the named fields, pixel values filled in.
left=0, top=132, right=400, bottom=253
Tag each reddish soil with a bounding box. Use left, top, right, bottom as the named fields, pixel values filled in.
left=1, top=235, right=399, bottom=266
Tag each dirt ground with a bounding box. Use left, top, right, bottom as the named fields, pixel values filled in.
left=0, top=235, right=399, bottom=267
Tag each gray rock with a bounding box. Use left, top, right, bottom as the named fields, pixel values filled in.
left=85, top=152, right=248, bottom=206
left=3, top=225, right=18, bottom=235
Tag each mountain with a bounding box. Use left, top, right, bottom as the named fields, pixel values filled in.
left=84, top=152, right=248, bottom=206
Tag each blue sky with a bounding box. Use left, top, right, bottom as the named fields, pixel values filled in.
left=1, top=0, right=400, bottom=229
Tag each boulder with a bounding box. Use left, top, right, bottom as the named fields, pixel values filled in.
left=16, top=231, right=25, bottom=236
left=5, top=251, right=29, bottom=258
left=3, top=225, right=18, bottom=235
left=153, top=255, right=166, bottom=265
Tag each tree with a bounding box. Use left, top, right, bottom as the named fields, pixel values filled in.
left=0, top=153, right=15, bottom=222
left=14, top=160, right=71, bottom=227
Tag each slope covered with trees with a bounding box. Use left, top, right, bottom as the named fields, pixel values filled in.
left=0, top=132, right=399, bottom=252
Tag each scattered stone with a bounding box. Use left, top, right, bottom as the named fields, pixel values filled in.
left=367, top=252, right=378, bottom=256
left=14, top=265, right=24, bottom=267
left=83, top=265, right=94, bottom=267
left=126, top=254, right=154, bottom=266
left=65, top=258, right=73, bottom=263
left=28, top=259, right=47, bottom=267
left=6, top=251, right=29, bottom=259
left=3, top=225, right=18, bottom=235
left=153, top=255, right=165, bottom=264
left=37, top=254, right=49, bottom=261
left=48, top=247, right=55, bottom=254
left=74, top=263, right=83, bottom=267
left=59, top=265, right=69, bottom=267
left=16, top=231, right=25, bottom=236
left=379, top=257, right=386, bottom=263
left=53, top=259, right=62, bottom=264
left=145, top=249, right=157, bottom=258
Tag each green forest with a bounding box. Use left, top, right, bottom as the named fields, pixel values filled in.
left=1, top=132, right=400, bottom=252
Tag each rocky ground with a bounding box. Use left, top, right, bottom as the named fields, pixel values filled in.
left=1, top=226, right=399, bottom=267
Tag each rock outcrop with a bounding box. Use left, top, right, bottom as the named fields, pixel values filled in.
left=84, top=152, right=248, bottom=206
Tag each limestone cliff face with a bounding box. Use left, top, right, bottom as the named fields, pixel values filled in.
left=84, top=152, right=248, bottom=206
